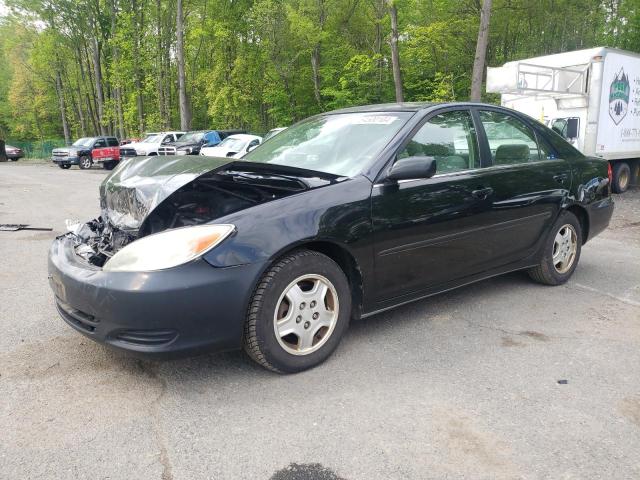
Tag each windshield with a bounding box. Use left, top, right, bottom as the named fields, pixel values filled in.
left=72, top=137, right=96, bottom=147
left=243, top=112, right=413, bottom=176
left=178, top=132, right=204, bottom=143
left=264, top=128, right=285, bottom=141
left=142, top=134, right=161, bottom=143
left=217, top=137, right=246, bottom=151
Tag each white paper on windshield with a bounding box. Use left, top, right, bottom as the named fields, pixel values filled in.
left=354, top=115, right=398, bottom=125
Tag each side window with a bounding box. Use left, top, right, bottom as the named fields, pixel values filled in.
left=247, top=139, right=260, bottom=151
left=551, top=119, right=568, bottom=138
left=93, top=138, right=106, bottom=148
left=398, top=110, right=480, bottom=174
left=479, top=110, right=542, bottom=165
left=107, top=137, right=119, bottom=147
left=162, top=135, right=173, bottom=144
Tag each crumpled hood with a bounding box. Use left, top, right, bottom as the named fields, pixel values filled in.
left=99, top=155, right=233, bottom=230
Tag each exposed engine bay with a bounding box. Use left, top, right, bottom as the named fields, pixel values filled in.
left=62, top=156, right=335, bottom=267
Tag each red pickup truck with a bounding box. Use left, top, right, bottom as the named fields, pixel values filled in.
left=51, top=136, right=121, bottom=170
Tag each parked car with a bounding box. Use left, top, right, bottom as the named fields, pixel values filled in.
left=263, top=127, right=287, bottom=142
left=51, top=136, right=120, bottom=170
left=5, top=145, right=24, bottom=161
left=199, top=134, right=262, bottom=158
left=48, top=102, right=613, bottom=373
left=157, top=130, right=245, bottom=156
left=124, top=131, right=185, bottom=157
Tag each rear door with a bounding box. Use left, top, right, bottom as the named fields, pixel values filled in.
left=473, top=107, right=571, bottom=267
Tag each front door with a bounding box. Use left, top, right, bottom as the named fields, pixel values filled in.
left=371, top=108, right=494, bottom=303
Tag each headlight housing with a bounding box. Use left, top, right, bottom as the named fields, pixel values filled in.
left=103, top=224, right=235, bottom=272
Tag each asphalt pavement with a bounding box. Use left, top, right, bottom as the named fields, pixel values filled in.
left=1, top=162, right=639, bottom=479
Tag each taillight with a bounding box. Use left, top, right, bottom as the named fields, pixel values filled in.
left=607, top=162, right=613, bottom=186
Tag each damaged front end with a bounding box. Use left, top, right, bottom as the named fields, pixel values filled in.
left=61, top=155, right=336, bottom=268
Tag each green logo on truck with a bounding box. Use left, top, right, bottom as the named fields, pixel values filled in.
left=609, top=68, right=630, bottom=125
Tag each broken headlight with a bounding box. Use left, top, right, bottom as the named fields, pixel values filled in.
left=102, top=224, right=235, bottom=272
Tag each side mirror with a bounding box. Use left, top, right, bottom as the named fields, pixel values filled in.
left=566, top=118, right=579, bottom=139
left=387, top=156, right=437, bottom=181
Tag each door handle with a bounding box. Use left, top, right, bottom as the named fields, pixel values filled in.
left=553, top=174, right=568, bottom=184
left=471, top=187, right=494, bottom=199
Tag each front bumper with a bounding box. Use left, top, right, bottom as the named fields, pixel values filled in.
left=48, top=235, right=265, bottom=357
left=52, top=156, right=79, bottom=165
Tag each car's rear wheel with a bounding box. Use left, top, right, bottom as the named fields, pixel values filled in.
left=58, top=164, right=71, bottom=169
left=528, top=211, right=582, bottom=285
left=243, top=249, right=351, bottom=373
left=102, top=161, right=117, bottom=170
left=78, top=156, right=92, bottom=170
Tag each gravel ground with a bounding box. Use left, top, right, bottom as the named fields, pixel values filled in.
left=1, top=162, right=639, bottom=480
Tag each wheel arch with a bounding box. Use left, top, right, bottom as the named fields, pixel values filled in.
left=270, top=240, right=364, bottom=320
left=566, top=204, right=590, bottom=244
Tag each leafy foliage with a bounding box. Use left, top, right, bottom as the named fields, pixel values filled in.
left=0, top=0, right=636, bottom=141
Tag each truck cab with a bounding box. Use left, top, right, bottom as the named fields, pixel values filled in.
left=51, top=136, right=120, bottom=170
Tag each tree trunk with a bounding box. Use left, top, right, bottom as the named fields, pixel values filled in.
left=92, top=36, right=106, bottom=135
left=54, top=70, right=71, bottom=144
left=387, top=0, right=403, bottom=102
left=176, top=0, right=191, bottom=130
left=311, top=44, right=322, bottom=107
left=470, top=0, right=493, bottom=101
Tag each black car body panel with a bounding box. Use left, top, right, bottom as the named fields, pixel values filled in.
left=48, top=102, right=614, bottom=357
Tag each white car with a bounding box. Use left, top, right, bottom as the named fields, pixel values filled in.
left=127, top=131, right=185, bottom=156
left=263, top=127, right=287, bottom=141
left=199, top=134, right=262, bottom=158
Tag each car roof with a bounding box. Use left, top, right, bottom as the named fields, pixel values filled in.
left=226, top=134, right=262, bottom=141
left=327, top=101, right=513, bottom=115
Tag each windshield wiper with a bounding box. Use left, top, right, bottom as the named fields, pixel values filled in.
left=224, top=171, right=310, bottom=190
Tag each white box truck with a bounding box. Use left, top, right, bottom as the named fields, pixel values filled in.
left=487, top=47, right=640, bottom=192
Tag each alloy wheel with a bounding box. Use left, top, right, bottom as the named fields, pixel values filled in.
left=552, top=224, right=578, bottom=274
left=80, top=157, right=92, bottom=169
left=273, top=274, right=339, bottom=356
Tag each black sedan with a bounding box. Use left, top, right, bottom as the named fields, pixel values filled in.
left=48, top=102, right=613, bottom=373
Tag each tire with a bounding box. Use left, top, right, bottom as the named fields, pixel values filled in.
left=102, top=161, right=116, bottom=170
left=58, top=164, right=71, bottom=169
left=612, top=162, right=631, bottom=193
left=78, top=156, right=92, bottom=170
left=528, top=211, right=582, bottom=286
left=243, top=249, right=352, bottom=373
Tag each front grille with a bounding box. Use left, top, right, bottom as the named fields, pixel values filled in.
left=158, top=146, right=176, bottom=156
left=53, top=151, right=69, bottom=157
left=119, top=148, right=137, bottom=157
left=56, top=298, right=99, bottom=333
left=113, top=329, right=178, bottom=347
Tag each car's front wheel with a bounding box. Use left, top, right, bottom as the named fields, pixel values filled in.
left=58, top=164, right=71, bottom=169
left=528, top=211, right=582, bottom=285
left=244, top=249, right=351, bottom=373
left=78, top=156, right=92, bottom=169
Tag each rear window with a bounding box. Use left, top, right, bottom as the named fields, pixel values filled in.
left=107, top=138, right=119, bottom=147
